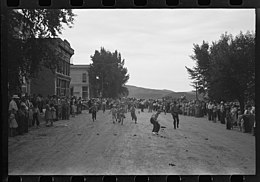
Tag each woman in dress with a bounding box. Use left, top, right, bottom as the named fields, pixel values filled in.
left=9, top=109, right=18, bottom=137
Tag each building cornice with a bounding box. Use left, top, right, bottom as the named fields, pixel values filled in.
left=70, top=64, right=90, bottom=69
left=56, top=72, right=71, bottom=80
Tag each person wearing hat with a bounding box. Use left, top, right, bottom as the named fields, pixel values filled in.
left=170, top=101, right=180, bottom=129
left=9, top=95, right=19, bottom=114
left=9, top=95, right=19, bottom=135
left=150, top=110, right=161, bottom=135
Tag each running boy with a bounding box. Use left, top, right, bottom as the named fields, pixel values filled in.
left=109, top=105, right=117, bottom=124
left=130, top=105, right=137, bottom=124
left=90, top=103, right=98, bottom=122
left=150, top=110, right=161, bottom=135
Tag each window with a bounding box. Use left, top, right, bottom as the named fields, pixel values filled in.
left=66, top=63, right=69, bottom=76
left=82, top=86, right=88, bottom=99
left=66, top=63, right=70, bottom=76
left=82, top=73, right=87, bottom=83
left=56, top=78, right=61, bottom=96
left=63, top=61, right=65, bottom=75
left=60, top=80, right=65, bottom=96
left=58, top=60, right=62, bottom=73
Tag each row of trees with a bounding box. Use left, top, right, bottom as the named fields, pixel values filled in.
left=186, top=31, right=255, bottom=112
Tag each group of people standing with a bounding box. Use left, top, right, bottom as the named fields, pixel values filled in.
left=206, top=101, right=255, bottom=134
left=9, top=93, right=255, bottom=137
left=8, top=94, right=84, bottom=137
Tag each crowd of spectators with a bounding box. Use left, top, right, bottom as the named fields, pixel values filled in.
left=204, top=100, right=255, bottom=135
left=8, top=93, right=256, bottom=137
left=8, top=94, right=84, bottom=137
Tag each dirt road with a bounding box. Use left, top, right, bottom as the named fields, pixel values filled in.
left=8, top=109, right=255, bottom=175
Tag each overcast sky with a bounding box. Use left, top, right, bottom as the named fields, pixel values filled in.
left=60, top=9, right=255, bottom=92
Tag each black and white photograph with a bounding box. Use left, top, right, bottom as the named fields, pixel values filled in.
left=7, top=9, right=255, bottom=175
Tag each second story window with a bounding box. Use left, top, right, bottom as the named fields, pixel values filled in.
left=82, top=73, right=87, bottom=83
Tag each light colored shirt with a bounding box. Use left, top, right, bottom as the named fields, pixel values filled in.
left=207, top=103, right=213, bottom=110
left=9, top=100, right=18, bottom=112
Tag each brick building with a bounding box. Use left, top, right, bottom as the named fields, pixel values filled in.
left=70, top=64, right=90, bottom=100
left=29, top=38, right=74, bottom=97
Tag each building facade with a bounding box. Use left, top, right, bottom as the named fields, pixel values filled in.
left=29, top=38, right=74, bottom=97
left=70, top=65, right=90, bottom=100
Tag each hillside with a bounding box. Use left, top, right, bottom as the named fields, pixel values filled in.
left=165, top=91, right=202, bottom=101
left=125, top=85, right=199, bottom=100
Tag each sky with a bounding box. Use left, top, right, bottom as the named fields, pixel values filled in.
left=59, top=9, right=255, bottom=92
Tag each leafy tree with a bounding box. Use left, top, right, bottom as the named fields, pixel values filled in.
left=89, top=47, right=129, bottom=98
left=7, top=9, right=75, bottom=95
left=186, top=32, right=255, bottom=112
left=185, top=41, right=211, bottom=95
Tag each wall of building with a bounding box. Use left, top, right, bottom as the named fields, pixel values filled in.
left=29, top=38, right=74, bottom=97
left=30, top=66, right=56, bottom=97
left=70, top=65, right=90, bottom=100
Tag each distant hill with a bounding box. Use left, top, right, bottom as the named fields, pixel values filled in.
left=165, top=91, right=202, bottom=101
left=125, top=85, right=200, bottom=100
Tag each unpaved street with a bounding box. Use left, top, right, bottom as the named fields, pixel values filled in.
left=8, top=109, right=255, bottom=175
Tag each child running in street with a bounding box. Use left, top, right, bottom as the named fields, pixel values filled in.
left=118, top=105, right=126, bottom=125
left=109, top=105, right=117, bottom=124
left=130, top=105, right=137, bottom=124
left=150, top=110, right=161, bottom=135
left=90, top=103, right=98, bottom=122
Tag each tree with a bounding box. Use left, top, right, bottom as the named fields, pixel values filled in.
left=186, top=32, right=255, bottom=112
left=89, top=47, right=130, bottom=98
left=7, top=9, right=75, bottom=95
left=185, top=41, right=211, bottom=95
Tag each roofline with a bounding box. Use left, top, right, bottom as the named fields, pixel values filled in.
left=70, top=64, right=91, bottom=68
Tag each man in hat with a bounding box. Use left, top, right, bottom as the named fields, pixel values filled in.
left=150, top=110, right=161, bottom=135
left=9, top=95, right=19, bottom=114
left=170, top=101, right=180, bottom=129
